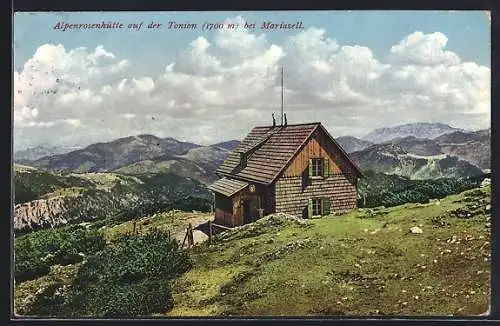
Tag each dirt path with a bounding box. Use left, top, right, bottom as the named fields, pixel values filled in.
left=104, top=210, right=215, bottom=244
left=167, top=211, right=214, bottom=245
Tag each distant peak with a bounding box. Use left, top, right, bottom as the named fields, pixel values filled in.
left=363, top=122, right=465, bottom=144
left=162, top=137, right=181, bottom=143
left=136, top=134, right=160, bottom=140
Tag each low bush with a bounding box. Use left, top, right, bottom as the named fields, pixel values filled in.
left=15, top=226, right=106, bottom=282
left=60, top=229, right=192, bottom=317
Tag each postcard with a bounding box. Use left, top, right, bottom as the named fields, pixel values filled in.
left=12, top=10, right=491, bottom=318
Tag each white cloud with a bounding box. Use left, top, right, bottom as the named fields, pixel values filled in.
left=122, top=113, right=136, bottom=120
left=13, top=20, right=490, bottom=151
left=390, top=31, right=460, bottom=66
left=215, top=16, right=269, bottom=58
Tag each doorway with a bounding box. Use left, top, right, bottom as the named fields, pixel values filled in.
left=243, top=200, right=252, bottom=224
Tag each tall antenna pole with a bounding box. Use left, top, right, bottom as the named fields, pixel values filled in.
left=281, top=66, right=284, bottom=126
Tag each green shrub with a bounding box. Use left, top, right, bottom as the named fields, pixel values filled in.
left=61, top=229, right=192, bottom=317
left=358, top=173, right=483, bottom=208
left=13, top=179, right=39, bottom=204
left=15, top=226, right=105, bottom=282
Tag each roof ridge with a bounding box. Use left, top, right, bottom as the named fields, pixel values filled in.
left=241, top=126, right=284, bottom=154
left=253, top=122, right=322, bottom=129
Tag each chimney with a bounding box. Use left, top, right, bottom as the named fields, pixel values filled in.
left=240, top=152, right=248, bottom=168
left=272, top=113, right=276, bottom=127
left=284, top=113, right=287, bottom=127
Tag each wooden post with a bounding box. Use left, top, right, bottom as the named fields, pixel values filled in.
left=212, top=192, right=215, bottom=215
left=208, top=220, right=212, bottom=244
left=188, top=223, right=194, bottom=247
left=132, top=221, right=137, bottom=235
left=181, top=230, right=188, bottom=249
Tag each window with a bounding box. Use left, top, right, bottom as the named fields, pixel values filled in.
left=305, top=158, right=330, bottom=189
left=308, top=197, right=331, bottom=218
left=311, top=158, right=323, bottom=177
left=312, top=198, right=321, bottom=216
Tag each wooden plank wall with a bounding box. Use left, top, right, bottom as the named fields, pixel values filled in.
left=215, top=208, right=234, bottom=226
left=214, top=186, right=274, bottom=227
left=275, top=173, right=358, bottom=217
left=261, top=184, right=276, bottom=215
left=283, top=129, right=351, bottom=177
left=276, top=129, right=359, bottom=217
left=232, top=194, right=243, bottom=226
left=215, top=193, right=232, bottom=212
left=214, top=193, right=236, bottom=227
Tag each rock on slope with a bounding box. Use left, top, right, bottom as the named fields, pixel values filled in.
left=166, top=186, right=490, bottom=316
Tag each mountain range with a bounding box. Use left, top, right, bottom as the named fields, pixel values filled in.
left=14, top=145, right=82, bottom=162
left=349, top=143, right=483, bottom=180
left=12, top=122, right=491, bottom=233
left=361, top=122, right=465, bottom=144
left=350, top=130, right=489, bottom=171
left=15, top=123, right=490, bottom=185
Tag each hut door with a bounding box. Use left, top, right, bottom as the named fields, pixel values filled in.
left=243, top=200, right=252, bottom=224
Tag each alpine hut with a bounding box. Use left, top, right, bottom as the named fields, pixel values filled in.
left=207, top=120, right=364, bottom=227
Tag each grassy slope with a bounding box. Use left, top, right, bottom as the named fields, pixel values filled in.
left=14, top=186, right=491, bottom=317
left=164, top=186, right=491, bottom=317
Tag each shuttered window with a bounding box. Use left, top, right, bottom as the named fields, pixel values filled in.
left=312, top=158, right=322, bottom=176
left=321, top=197, right=331, bottom=215
left=308, top=197, right=332, bottom=218
left=323, top=158, right=330, bottom=177
left=309, top=158, right=330, bottom=178
left=312, top=198, right=321, bottom=216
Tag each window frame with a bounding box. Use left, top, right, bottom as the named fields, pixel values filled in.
left=311, top=158, right=323, bottom=178
left=312, top=198, right=321, bottom=216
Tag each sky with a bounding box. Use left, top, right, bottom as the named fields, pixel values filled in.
left=13, top=11, right=491, bottom=150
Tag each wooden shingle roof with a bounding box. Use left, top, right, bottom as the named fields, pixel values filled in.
left=216, top=123, right=318, bottom=184
left=207, top=177, right=249, bottom=197
left=216, top=122, right=363, bottom=185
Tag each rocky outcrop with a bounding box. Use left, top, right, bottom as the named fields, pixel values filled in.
left=14, top=197, right=75, bottom=231
left=14, top=193, right=133, bottom=233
